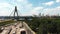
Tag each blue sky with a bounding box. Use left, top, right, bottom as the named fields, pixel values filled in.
left=0, top=0, right=60, bottom=16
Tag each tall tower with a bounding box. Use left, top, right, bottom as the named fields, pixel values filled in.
left=14, top=6, right=19, bottom=20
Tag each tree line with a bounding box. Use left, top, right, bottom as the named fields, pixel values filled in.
left=25, top=16, right=60, bottom=34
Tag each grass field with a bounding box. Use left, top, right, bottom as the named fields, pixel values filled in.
left=0, top=20, right=17, bottom=26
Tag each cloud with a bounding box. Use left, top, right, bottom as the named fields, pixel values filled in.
left=14, top=0, right=44, bottom=16
left=0, top=3, right=11, bottom=8
left=42, top=6, right=60, bottom=16
left=0, top=0, right=31, bottom=16
left=0, top=0, right=60, bottom=16
left=16, top=0, right=24, bottom=2
left=21, top=6, right=43, bottom=16
left=16, top=0, right=26, bottom=2
left=56, top=0, right=60, bottom=3
left=44, top=1, right=54, bottom=6
left=29, top=7, right=43, bottom=15
left=0, top=2, right=13, bottom=16
left=0, top=0, right=43, bottom=16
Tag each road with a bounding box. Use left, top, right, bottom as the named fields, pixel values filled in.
left=0, top=21, right=36, bottom=34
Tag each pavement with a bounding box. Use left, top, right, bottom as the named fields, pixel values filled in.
left=0, top=21, right=36, bottom=34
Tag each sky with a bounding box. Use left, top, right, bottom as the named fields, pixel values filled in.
left=0, top=0, right=60, bottom=16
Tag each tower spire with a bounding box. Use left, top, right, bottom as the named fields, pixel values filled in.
left=15, top=6, right=17, bottom=11
left=14, top=6, right=19, bottom=20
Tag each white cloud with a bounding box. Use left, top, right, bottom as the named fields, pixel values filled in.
left=1, top=0, right=58, bottom=16
left=42, top=6, right=60, bottom=16
left=16, top=0, right=42, bottom=16
left=56, top=0, right=60, bottom=2
left=0, top=0, right=29, bottom=16
left=16, top=0, right=24, bottom=2
left=0, top=2, right=13, bottom=16
left=44, top=1, right=54, bottom=6
left=16, top=0, right=28, bottom=4
left=21, top=7, right=43, bottom=16
left=0, top=3, right=11, bottom=8
left=0, top=0, right=44, bottom=16
left=29, top=7, right=43, bottom=15
left=0, top=9, right=9, bottom=16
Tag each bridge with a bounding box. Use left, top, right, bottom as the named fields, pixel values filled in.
left=0, top=16, right=33, bottom=21
left=0, top=6, right=33, bottom=21
left=0, top=6, right=36, bottom=34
